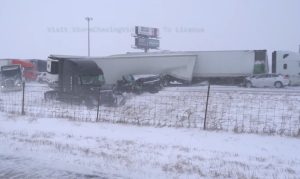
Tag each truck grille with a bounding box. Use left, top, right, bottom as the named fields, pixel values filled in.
left=4, top=79, right=15, bottom=88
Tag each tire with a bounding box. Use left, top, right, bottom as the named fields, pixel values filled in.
left=162, top=80, right=170, bottom=87
left=83, top=97, right=98, bottom=108
left=44, top=93, right=51, bottom=101
left=148, top=88, right=159, bottom=94
left=133, top=85, right=143, bottom=94
left=274, top=81, right=283, bottom=88
left=44, top=91, right=58, bottom=101
left=245, top=81, right=252, bottom=88
left=103, top=98, right=116, bottom=107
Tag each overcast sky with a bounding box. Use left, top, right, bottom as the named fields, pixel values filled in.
left=0, top=0, right=300, bottom=59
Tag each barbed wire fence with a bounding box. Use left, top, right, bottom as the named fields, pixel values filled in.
left=0, top=82, right=300, bottom=137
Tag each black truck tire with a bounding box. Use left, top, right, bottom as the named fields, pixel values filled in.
left=82, top=96, right=98, bottom=108
left=44, top=91, right=58, bottom=101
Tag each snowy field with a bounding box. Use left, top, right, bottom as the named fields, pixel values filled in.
left=0, top=83, right=300, bottom=136
left=0, top=112, right=300, bottom=178
left=1, top=83, right=300, bottom=178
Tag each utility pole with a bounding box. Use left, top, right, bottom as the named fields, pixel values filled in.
left=85, top=17, right=93, bottom=57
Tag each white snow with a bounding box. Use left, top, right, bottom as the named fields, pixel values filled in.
left=131, top=74, right=159, bottom=80
left=0, top=112, right=300, bottom=178
left=1, top=83, right=300, bottom=136
left=1, top=83, right=300, bottom=178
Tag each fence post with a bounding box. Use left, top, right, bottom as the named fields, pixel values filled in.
left=21, top=82, right=25, bottom=115
left=203, top=81, right=210, bottom=130
left=96, top=88, right=101, bottom=122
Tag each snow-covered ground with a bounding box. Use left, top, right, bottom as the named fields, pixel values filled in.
left=1, top=83, right=299, bottom=136
left=1, top=83, right=300, bottom=178
left=0, top=112, right=300, bottom=178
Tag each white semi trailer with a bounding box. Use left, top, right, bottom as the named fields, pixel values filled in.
left=272, top=51, right=300, bottom=85
left=90, top=50, right=268, bottom=84
left=90, top=53, right=197, bottom=84
left=47, top=50, right=268, bottom=85
left=189, top=50, right=268, bottom=82
left=48, top=54, right=197, bottom=85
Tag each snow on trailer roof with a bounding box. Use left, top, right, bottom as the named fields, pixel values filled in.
left=100, top=53, right=198, bottom=60
left=49, top=49, right=267, bottom=60
left=48, top=54, right=90, bottom=59
left=109, top=49, right=267, bottom=57
left=131, top=74, right=160, bottom=80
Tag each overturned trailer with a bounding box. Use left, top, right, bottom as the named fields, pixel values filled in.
left=90, top=50, right=268, bottom=85
left=47, top=50, right=268, bottom=87
left=89, top=53, right=197, bottom=85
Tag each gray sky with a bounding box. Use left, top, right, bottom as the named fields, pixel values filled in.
left=1, top=0, right=300, bottom=59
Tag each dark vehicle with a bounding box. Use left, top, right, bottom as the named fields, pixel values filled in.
left=160, top=74, right=191, bottom=86
left=44, top=55, right=123, bottom=107
left=0, top=65, right=23, bottom=91
left=116, top=74, right=162, bottom=94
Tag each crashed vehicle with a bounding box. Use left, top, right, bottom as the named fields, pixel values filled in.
left=244, top=73, right=290, bottom=88
left=0, top=65, right=23, bottom=91
left=160, top=74, right=191, bottom=86
left=45, top=55, right=124, bottom=107
left=115, top=74, right=162, bottom=94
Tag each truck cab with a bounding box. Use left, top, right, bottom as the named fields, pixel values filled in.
left=11, top=59, right=37, bottom=81
left=0, top=65, right=23, bottom=91
left=272, top=51, right=300, bottom=86
left=45, top=55, right=120, bottom=107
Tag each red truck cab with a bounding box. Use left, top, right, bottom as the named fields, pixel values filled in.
left=11, top=59, right=37, bottom=81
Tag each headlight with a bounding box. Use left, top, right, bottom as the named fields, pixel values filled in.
left=17, top=83, right=21, bottom=87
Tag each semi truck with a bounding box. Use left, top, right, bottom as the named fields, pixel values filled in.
left=272, top=50, right=300, bottom=85
left=45, top=55, right=122, bottom=107
left=0, top=64, right=23, bottom=91
left=11, top=59, right=37, bottom=81
left=87, top=50, right=268, bottom=85
left=46, top=50, right=268, bottom=87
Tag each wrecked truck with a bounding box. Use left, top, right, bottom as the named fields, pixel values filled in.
left=0, top=65, right=23, bottom=91
left=115, top=74, right=162, bottom=94
left=44, top=55, right=124, bottom=107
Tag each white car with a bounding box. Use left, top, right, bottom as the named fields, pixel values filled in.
left=245, top=74, right=290, bottom=88
left=37, top=72, right=48, bottom=83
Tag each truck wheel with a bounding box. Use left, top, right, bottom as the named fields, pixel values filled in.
left=245, top=81, right=252, bottom=88
left=83, top=97, right=98, bottom=108
left=148, top=86, right=159, bottom=93
left=274, top=82, right=283, bottom=88
left=162, top=79, right=170, bottom=87
left=45, top=93, right=51, bottom=101
left=133, top=86, right=142, bottom=94
left=44, top=91, right=58, bottom=101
